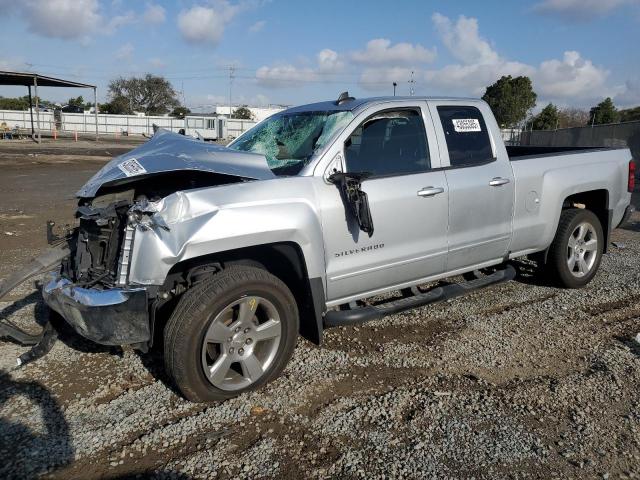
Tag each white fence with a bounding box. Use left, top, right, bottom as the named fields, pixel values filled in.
left=0, top=110, right=257, bottom=138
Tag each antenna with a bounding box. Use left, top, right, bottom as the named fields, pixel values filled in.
left=408, top=71, right=415, bottom=97
left=336, top=91, right=355, bottom=105
left=228, top=65, right=236, bottom=118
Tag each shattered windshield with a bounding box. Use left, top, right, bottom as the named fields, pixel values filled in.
left=228, top=110, right=354, bottom=176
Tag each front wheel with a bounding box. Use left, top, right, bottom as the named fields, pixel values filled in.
left=546, top=208, right=604, bottom=288
left=164, top=266, right=299, bottom=402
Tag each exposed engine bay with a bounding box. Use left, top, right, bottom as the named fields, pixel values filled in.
left=63, top=170, right=248, bottom=289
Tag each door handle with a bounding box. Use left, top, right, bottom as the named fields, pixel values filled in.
left=417, top=186, right=445, bottom=197
left=489, top=177, right=510, bottom=187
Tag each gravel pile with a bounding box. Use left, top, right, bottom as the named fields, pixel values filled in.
left=1, top=215, right=640, bottom=479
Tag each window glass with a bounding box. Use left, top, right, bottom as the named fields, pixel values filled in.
left=345, top=109, right=430, bottom=176
left=229, top=110, right=353, bottom=176
left=437, top=106, right=493, bottom=167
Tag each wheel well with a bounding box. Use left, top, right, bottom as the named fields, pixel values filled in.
left=155, top=242, right=324, bottom=346
left=562, top=189, right=610, bottom=252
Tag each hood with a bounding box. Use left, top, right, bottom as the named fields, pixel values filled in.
left=77, top=129, right=275, bottom=198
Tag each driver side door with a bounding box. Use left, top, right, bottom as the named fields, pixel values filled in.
left=316, top=103, right=450, bottom=306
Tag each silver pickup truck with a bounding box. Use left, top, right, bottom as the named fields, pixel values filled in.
left=1, top=93, right=635, bottom=402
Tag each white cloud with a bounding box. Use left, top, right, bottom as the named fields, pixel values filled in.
left=432, top=13, right=498, bottom=65
left=350, top=38, right=436, bottom=66
left=177, top=2, right=241, bottom=46
left=533, top=0, right=639, bottom=21
left=115, top=43, right=134, bottom=61
left=535, top=51, right=609, bottom=98
left=143, top=2, right=166, bottom=24
left=248, top=20, right=265, bottom=33
left=317, top=49, right=343, bottom=73
left=613, top=79, right=640, bottom=107
left=19, top=0, right=101, bottom=40
left=104, top=10, right=136, bottom=33
left=0, top=0, right=140, bottom=40
left=421, top=13, right=610, bottom=104
left=256, top=64, right=318, bottom=88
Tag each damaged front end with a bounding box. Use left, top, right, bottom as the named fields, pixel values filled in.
left=1, top=129, right=273, bottom=359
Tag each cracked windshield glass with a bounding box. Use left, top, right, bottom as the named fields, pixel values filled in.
left=228, top=110, right=354, bottom=175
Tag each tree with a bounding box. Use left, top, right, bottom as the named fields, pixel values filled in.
left=170, top=106, right=191, bottom=118
left=532, top=103, right=559, bottom=130
left=482, top=75, right=537, bottom=128
left=589, top=97, right=619, bottom=125
left=558, top=108, right=590, bottom=128
left=99, top=97, right=131, bottom=115
left=0, top=95, right=50, bottom=110
left=232, top=105, right=253, bottom=120
left=107, top=74, right=180, bottom=115
left=619, top=106, right=640, bottom=123
left=67, top=95, right=86, bottom=108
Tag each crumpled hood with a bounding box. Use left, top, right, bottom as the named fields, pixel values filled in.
left=77, top=129, right=275, bottom=198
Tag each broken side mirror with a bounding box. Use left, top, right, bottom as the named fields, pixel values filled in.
left=329, top=171, right=374, bottom=237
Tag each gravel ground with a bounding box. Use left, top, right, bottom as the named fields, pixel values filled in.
left=1, top=139, right=640, bottom=479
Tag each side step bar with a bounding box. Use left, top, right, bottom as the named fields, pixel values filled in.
left=324, top=264, right=516, bottom=328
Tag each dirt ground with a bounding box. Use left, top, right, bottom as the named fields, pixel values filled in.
left=1, top=138, right=640, bottom=479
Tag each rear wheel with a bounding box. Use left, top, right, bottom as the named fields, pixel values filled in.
left=164, top=266, right=299, bottom=402
left=546, top=208, right=603, bottom=288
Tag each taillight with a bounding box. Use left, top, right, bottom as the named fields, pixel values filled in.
left=630, top=160, right=636, bottom=193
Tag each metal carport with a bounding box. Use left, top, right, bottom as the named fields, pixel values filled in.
left=0, top=71, right=98, bottom=142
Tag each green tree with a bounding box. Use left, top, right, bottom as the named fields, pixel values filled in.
left=232, top=105, right=253, bottom=120
left=589, top=97, right=619, bottom=125
left=482, top=75, right=537, bottom=128
left=99, top=97, right=131, bottom=115
left=107, top=74, right=180, bottom=115
left=0, top=95, right=47, bottom=110
left=532, top=103, right=559, bottom=130
left=67, top=95, right=86, bottom=107
left=619, top=106, right=640, bottom=123
left=170, top=106, right=191, bottom=118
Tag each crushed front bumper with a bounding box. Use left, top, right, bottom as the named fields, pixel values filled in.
left=42, top=273, right=150, bottom=346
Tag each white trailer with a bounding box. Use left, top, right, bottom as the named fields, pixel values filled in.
left=184, top=116, right=228, bottom=140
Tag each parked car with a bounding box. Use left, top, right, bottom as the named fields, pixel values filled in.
left=61, top=105, right=84, bottom=113
left=1, top=94, right=635, bottom=402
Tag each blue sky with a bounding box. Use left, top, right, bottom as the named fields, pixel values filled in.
left=0, top=0, right=637, bottom=112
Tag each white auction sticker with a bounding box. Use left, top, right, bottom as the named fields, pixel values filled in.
left=452, top=118, right=481, bottom=132
left=118, top=158, right=147, bottom=177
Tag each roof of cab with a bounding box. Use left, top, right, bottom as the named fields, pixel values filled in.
left=283, top=96, right=482, bottom=115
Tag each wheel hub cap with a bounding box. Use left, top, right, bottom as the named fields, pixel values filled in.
left=566, top=221, right=598, bottom=278
left=201, top=296, right=282, bottom=391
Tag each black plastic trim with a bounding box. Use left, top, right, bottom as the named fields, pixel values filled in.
left=324, top=264, right=516, bottom=328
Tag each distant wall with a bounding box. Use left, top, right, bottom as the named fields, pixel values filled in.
left=0, top=110, right=257, bottom=138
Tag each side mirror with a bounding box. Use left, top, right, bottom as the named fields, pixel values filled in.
left=324, top=153, right=344, bottom=183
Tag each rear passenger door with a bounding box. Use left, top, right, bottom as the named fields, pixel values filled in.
left=428, top=101, right=515, bottom=271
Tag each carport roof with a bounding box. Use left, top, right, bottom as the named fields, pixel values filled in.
left=0, top=70, right=95, bottom=88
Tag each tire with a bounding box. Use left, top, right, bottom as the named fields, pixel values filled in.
left=546, top=208, right=604, bottom=288
left=164, top=266, right=299, bottom=402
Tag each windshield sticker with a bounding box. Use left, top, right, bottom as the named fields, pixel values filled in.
left=118, top=158, right=147, bottom=177
left=452, top=118, right=481, bottom=133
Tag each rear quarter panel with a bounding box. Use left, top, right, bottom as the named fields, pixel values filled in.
left=509, top=148, right=632, bottom=256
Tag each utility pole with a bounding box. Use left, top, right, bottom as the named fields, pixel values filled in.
left=228, top=65, right=235, bottom=118
left=393, top=82, right=397, bottom=96
left=408, top=71, right=415, bottom=96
